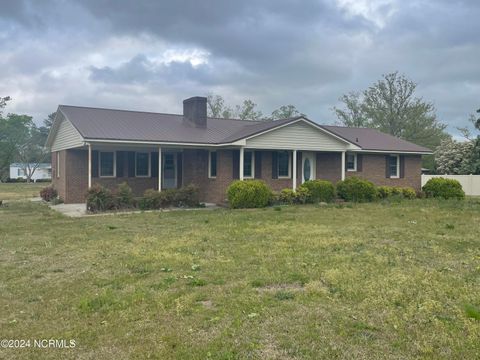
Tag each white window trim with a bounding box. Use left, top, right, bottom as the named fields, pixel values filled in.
left=277, top=151, right=291, bottom=179
left=389, top=154, right=400, bottom=179
left=346, top=153, right=357, bottom=172
left=243, top=150, right=255, bottom=179
left=208, top=151, right=217, bottom=179
left=56, top=152, right=60, bottom=178
left=99, top=151, right=116, bottom=178
left=135, top=152, right=151, bottom=178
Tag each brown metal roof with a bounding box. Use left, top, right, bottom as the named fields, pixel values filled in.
left=322, top=125, right=431, bottom=153
left=58, top=105, right=431, bottom=152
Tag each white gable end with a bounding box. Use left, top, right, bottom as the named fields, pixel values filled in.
left=50, top=113, right=84, bottom=152
left=245, top=120, right=356, bottom=151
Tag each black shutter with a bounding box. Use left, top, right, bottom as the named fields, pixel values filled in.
left=254, top=151, right=262, bottom=179
left=151, top=152, right=159, bottom=178
left=177, top=153, right=183, bottom=188
left=232, top=150, right=240, bottom=179
left=128, top=151, right=136, bottom=177
left=297, top=151, right=302, bottom=182
left=400, top=155, right=405, bottom=178
left=272, top=151, right=278, bottom=179
left=385, top=155, right=390, bottom=178
left=92, top=150, right=99, bottom=178
left=116, top=151, right=124, bottom=177
left=357, top=154, right=362, bottom=172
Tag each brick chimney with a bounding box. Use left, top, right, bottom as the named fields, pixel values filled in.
left=183, top=96, right=207, bottom=128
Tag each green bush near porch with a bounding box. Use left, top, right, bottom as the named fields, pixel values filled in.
left=336, top=176, right=378, bottom=202
left=298, top=180, right=336, bottom=203
left=227, top=180, right=273, bottom=208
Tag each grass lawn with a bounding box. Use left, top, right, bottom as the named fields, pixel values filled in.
left=0, top=182, right=50, bottom=201
left=0, top=199, right=479, bottom=359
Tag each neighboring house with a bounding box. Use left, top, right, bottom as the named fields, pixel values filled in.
left=45, top=96, right=431, bottom=204
left=10, top=163, right=52, bottom=182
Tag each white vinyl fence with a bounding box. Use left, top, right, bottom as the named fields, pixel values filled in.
left=421, top=174, right=480, bottom=196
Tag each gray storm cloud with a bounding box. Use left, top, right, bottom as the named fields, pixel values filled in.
left=0, top=0, right=478, bottom=135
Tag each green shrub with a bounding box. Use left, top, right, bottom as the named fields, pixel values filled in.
left=40, top=186, right=58, bottom=202
left=377, top=186, right=392, bottom=199
left=402, top=187, right=417, bottom=199
left=336, top=176, right=378, bottom=202
left=422, top=178, right=465, bottom=199
left=173, top=184, right=200, bottom=207
left=279, top=189, right=296, bottom=204
left=377, top=186, right=416, bottom=200
left=227, top=180, right=273, bottom=208
left=114, top=182, right=135, bottom=208
left=299, top=180, right=335, bottom=203
left=86, top=184, right=115, bottom=212
left=139, top=185, right=200, bottom=210
left=294, top=187, right=310, bottom=204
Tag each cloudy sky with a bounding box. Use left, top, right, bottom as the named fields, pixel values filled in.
left=0, top=0, right=478, bottom=136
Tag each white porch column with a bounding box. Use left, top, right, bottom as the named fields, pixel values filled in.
left=87, top=143, right=92, bottom=188
left=292, top=149, right=297, bottom=190
left=341, top=151, right=346, bottom=181
left=158, top=147, right=162, bottom=191
left=239, top=147, right=244, bottom=180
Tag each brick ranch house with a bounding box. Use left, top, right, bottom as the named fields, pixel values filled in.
left=46, top=96, right=431, bottom=204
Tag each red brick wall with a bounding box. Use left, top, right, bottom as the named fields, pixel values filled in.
left=54, top=148, right=423, bottom=204
left=182, top=150, right=302, bottom=204
left=316, top=152, right=342, bottom=183
left=346, top=154, right=422, bottom=190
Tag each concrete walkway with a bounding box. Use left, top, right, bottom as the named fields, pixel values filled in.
left=49, top=202, right=219, bottom=218
left=50, top=203, right=87, bottom=217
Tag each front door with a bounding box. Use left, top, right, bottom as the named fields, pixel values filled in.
left=302, top=152, right=316, bottom=183
left=163, top=153, right=177, bottom=189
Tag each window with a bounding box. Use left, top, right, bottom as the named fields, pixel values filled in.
left=99, top=151, right=115, bottom=177
left=135, top=152, right=150, bottom=177
left=346, top=153, right=357, bottom=171
left=278, top=151, right=290, bottom=178
left=389, top=155, right=399, bottom=178
left=243, top=151, right=254, bottom=178
left=17, top=169, right=24, bottom=177
left=209, top=151, right=217, bottom=178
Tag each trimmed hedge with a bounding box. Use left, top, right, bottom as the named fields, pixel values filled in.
left=277, top=187, right=310, bottom=205
left=336, top=176, right=378, bottom=202
left=422, top=178, right=465, bottom=199
left=377, top=186, right=417, bottom=199
left=299, top=180, right=335, bottom=203
left=139, top=184, right=200, bottom=210
left=227, top=180, right=272, bottom=208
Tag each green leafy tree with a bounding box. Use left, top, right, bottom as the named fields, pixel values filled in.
left=234, top=99, right=263, bottom=121
left=206, top=94, right=234, bottom=119
left=333, top=72, right=449, bottom=169
left=0, top=96, right=11, bottom=115
left=0, top=114, right=33, bottom=180
left=269, top=105, right=305, bottom=120
left=207, top=94, right=305, bottom=122
left=333, top=92, right=368, bottom=127
left=0, top=98, right=52, bottom=181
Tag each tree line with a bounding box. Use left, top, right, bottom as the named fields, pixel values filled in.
left=1, top=72, right=478, bottom=181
